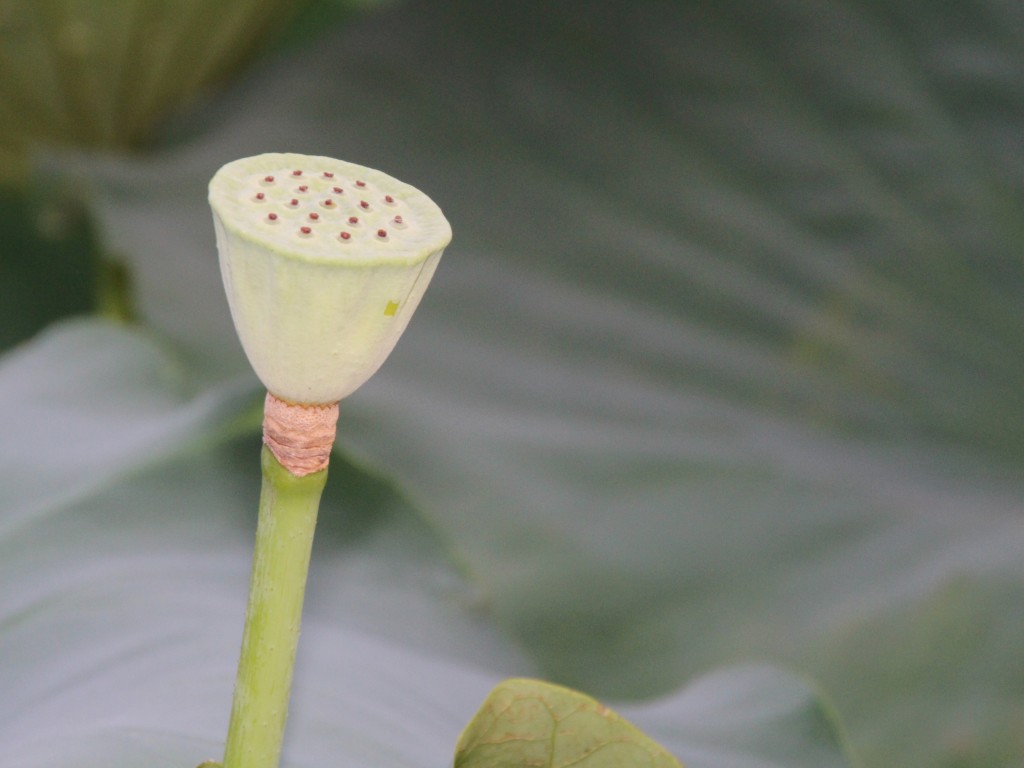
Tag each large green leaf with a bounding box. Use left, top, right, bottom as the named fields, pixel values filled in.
left=24, top=0, right=1024, bottom=765
left=0, top=320, right=515, bottom=766
left=0, top=322, right=854, bottom=767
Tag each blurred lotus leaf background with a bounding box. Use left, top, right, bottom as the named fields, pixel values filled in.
left=1, top=2, right=1022, bottom=767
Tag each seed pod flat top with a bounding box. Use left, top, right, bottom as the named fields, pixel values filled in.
left=209, top=152, right=451, bottom=267
left=210, top=152, right=450, bottom=405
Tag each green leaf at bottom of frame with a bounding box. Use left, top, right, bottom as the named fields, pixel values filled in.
left=455, top=678, right=683, bottom=768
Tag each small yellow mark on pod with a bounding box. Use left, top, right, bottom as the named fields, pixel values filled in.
left=384, top=300, right=399, bottom=316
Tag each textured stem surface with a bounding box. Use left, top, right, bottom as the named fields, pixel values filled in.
left=223, top=446, right=327, bottom=768
left=262, top=393, right=339, bottom=476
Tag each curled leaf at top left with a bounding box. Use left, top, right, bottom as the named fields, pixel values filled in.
left=454, top=678, right=683, bottom=768
left=0, top=0, right=311, bottom=183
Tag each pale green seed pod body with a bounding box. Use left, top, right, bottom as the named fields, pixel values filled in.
left=210, top=153, right=450, bottom=404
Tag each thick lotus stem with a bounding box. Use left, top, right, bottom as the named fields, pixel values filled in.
left=222, top=443, right=327, bottom=768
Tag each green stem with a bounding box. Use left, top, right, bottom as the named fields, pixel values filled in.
left=223, top=446, right=327, bottom=768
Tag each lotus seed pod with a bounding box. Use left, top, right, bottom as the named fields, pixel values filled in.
left=209, top=152, right=451, bottom=404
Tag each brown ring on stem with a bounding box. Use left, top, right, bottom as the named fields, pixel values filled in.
left=262, top=393, right=339, bottom=476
